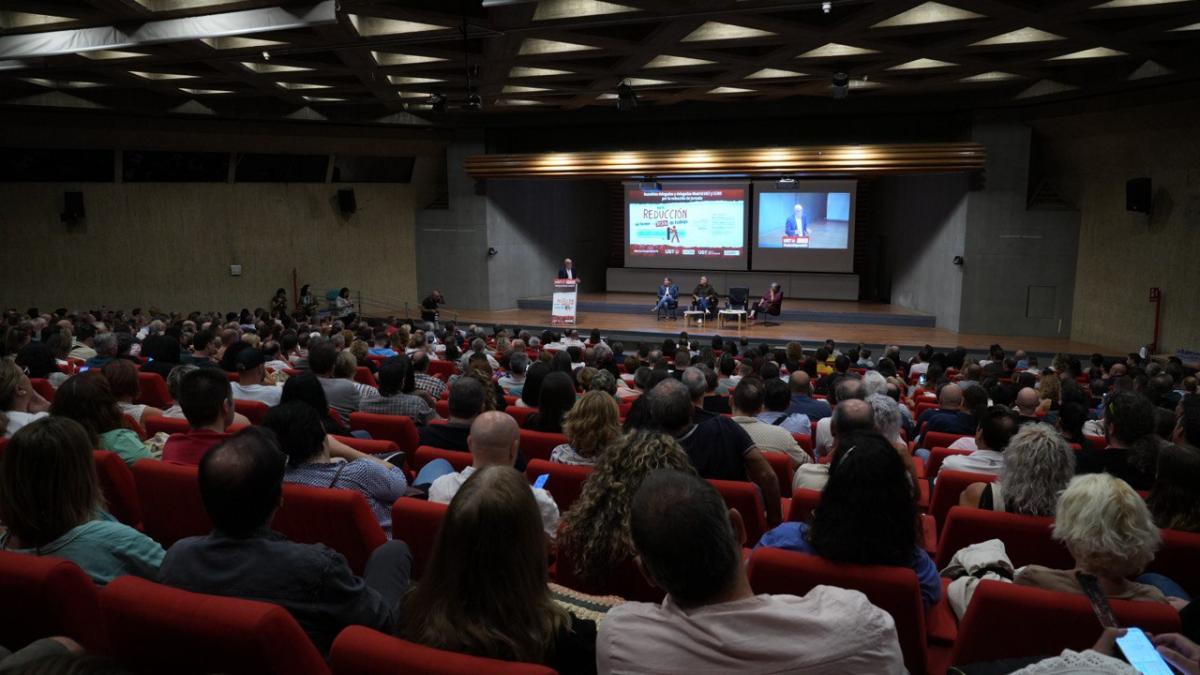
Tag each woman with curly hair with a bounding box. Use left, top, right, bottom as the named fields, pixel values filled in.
left=959, top=422, right=1075, bottom=516
left=757, top=430, right=941, bottom=609
left=552, top=391, right=620, bottom=466
left=51, top=371, right=153, bottom=467
left=557, top=430, right=695, bottom=594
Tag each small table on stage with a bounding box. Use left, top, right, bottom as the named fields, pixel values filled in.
left=718, top=309, right=747, bottom=331
left=683, top=310, right=706, bottom=328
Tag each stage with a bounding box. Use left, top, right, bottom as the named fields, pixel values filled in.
left=437, top=293, right=1123, bottom=358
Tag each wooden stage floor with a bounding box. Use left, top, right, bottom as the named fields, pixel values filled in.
left=442, top=295, right=1121, bottom=357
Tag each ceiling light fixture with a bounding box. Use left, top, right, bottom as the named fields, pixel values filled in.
left=822, top=2, right=832, bottom=14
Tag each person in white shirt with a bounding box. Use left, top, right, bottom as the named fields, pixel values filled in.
left=939, top=405, right=1019, bottom=477
left=598, top=470, right=905, bottom=675
left=729, top=377, right=809, bottom=468
left=813, top=378, right=864, bottom=459
left=229, top=348, right=283, bottom=407
left=428, top=411, right=560, bottom=540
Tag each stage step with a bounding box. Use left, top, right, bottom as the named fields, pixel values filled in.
left=515, top=297, right=936, bottom=328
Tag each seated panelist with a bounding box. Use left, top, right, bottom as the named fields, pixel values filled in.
left=749, top=283, right=782, bottom=320
left=692, top=276, right=719, bottom=315
left=652, top=277, right=679, bottom=313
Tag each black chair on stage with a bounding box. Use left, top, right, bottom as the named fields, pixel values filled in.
left=727, top=287, right=750, bottom=311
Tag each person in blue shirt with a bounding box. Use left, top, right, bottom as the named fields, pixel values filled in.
left=784, top=203, right=809, bottom=238
left=756, top=430, right=941, bottom=609
left=651, top=277, right=678, bottom=314
left=785, top=371, right=832, bottom=421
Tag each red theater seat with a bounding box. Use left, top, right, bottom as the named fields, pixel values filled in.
left=330, top=435, right=400, bottom=456
left=787, top=487, right=937, bottom=554
left=524, top=459, right=592, bottom=512
left=790, top=433, right=814, bottom=456
left=94, top=450, right=144, bottom=530
left=273, top=484, right=386, bottom=575
left=929, top=469, right=997, bottom=532
left=331, top=626, right=555, bottom=675
left=426, top=360, right=456, bottom=379
left=413, top=445, right=471, bottom=473
left=948, top=580, right=1180, bottom=667
left=233, top=399, right=269, bottom=425
left=922, top=430, right=970, bottom=451
left=349, top=412, right=420, bottom=454
left=29, top=377, right=56, bottom=402
left=1148, top=527, right=1200, bottom=597
left=100, top=577, right=330, bottom=675
left=0, top=552, right=105, bottom=652
left=135, top=372, right=173, bottom=408
left=762, top=451, right=793, bottom=495
left=927, top=447, right=973, bottom=476
left=144, top=416, right=190, bottom=436
left=518, top=429, right=566, bottom=462
left=434, top=399, right=449, bottom=417
left=391, top=497, right=447, bottom=579
left=747, top=548, right=929, bottom=675
left=507, top=406, right=538, bottom=428
left=934, top=507, right=1070, bottom=570
left=132, top=460, right=211, bottom=547
left=709, top=479, right=767, bottom=544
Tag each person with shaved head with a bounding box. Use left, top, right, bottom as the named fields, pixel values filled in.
left=1014, top=387, right=1042, bottom=426
left=428, top=411, right=560, bottom=539
left=786, top=370, right=831, bottom=421
left=917, top=383, right=976, bottom=438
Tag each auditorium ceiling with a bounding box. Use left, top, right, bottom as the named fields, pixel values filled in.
left=0, top=0, right=1197, bottom=125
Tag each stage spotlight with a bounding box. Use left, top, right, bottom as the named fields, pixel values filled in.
left=464, top=92, right=482, bottom=111
left=616, top=81, right=637, bottom=111
left=262, top=50, right=271, bottom=61
left=822, top=1, right=832, bottom=14
left=429, top=92, right=447, bottom=113
left=831, top=72, right=849, bottom=99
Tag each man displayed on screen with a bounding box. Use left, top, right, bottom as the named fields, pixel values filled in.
left=557, top=258, right=577, bottom=281
left=652, top=277, right=679, bottom=314
left=693, top=276, right=719, bottom=316
left=785, top=204, right=809, bottom=238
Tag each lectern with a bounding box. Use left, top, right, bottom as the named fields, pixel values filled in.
left=552, top=278, right=578, bottom=326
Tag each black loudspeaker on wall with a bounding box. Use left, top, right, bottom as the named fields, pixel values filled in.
left=337, top=188, right=357, bottom=214
left=61, top=191, right=85, bottom=222
left=1126, top=177, right=1151, bottom=214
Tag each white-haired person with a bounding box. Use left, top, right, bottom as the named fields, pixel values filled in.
left=1013, top=473, right=1188, bottom=607
left=959, top=423, right=1075, bottom=516
left=866, top=394, right=919, bottom=486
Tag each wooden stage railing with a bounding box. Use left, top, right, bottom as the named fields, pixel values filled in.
left=464, top=142, right=986, bottom=179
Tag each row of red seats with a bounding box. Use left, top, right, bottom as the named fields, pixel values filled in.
left=0, top=551, right=553, bottom=675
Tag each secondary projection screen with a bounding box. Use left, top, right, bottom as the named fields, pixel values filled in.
left=752, top=179, right=857, bottom=272
left=625, top=182, right=749, bottom=271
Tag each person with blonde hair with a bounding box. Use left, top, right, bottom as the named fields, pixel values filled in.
left=1014, top=473, right=1169, bottom=603
left=1037, top=372, right=1062, bottom=415
left=397, top=466, right=597, bottom=673
left=557, top=430, right=696, bottom=591
left=552, top=390, right=620, bottom=466
left=0, top=357, right=52, bottom=437
left=960, top=422, right=1075, bottom=516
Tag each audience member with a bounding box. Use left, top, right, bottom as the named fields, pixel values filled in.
left=428, top=412, right=558, bottom=539
left=959, top=422, right=1076, bottom=516
left=648, top=378, right=781, bottom=525
left=100, top=358, right=163, bottom=428
left=785, top=371, right=831, bottom=421
left=280, top=371, right=351, bottom=436
left=792, top=399, right=876, bottom=491
left=938, top=405, right=1019, bottom=477
left=1147, top=444, right=1200, bottom=533
left=729, top=377, right=808, bottom=467
left=813, top=377, right=865, bottom=458
left=598, top=470, right=904, bottom=673
left=525, top=371, right=575, bottom=433
left=162, top=368, right=234, bottom=465
left=83, top=333, right=119, bottom=370
left=263, top=402, right=408, bottom=533
left=917, top=383, right=975, bottom=439
left=230, top=348, right=282, bottom=406
left=0, top=417, right=164, bottom=583
left=184, top=330, right=220, bottom=369
left=759, top=431, right=941, bottom=608
left=552, top=390, right=620, bottom=466
left=558, top=430, right=695, bottom=592
left=410, top=352, right=447, bottom=399
left=158, top=427, right=409, bottom=653
left=307, top=341, right=360, bottom=424
left=51, top=371, right=153, bottom=467
left=498, top=351, right=528, bottom=395
left=16, top=340, right=69, bottom=389
left=360, top=356, right=435, bottom=424
left=1, top=357, right=52, bottom=437
left=756, top=377, right=811, bottom=436
left=1014, top=387, right=1042, bottom=425
left=398, top=466, right=595, bottom=673
left=1077, top=390, right=1158, bottom=490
